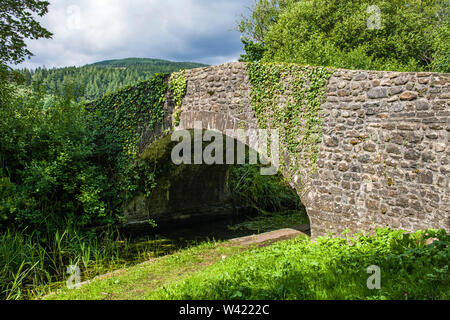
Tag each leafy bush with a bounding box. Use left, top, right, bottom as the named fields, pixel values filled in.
left=153, top=228, right=449, bottom=300
left=0, top=71, right=174, bottom=299
left=238, top=38, right=267, bottom=62
left=430, top=21, right=450, bottom=72
left=259, top=0, right=448, bottom=72
left=0, top=72, right=168, bottom=233
left=0, top=84, right=112, bottom=231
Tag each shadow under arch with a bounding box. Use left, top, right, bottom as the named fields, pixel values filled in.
left=124, top=127, right=311, bottom=237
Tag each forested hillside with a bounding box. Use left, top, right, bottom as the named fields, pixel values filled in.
left=18, top=58, right=207, bottom=101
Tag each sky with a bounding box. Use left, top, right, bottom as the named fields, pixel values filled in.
left=16, top=0, right=254, bottom=69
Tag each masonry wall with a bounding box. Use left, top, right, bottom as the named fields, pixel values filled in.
left=139, top=62, right=449, bottom=238
left=314, top=69, right=449, bottom=236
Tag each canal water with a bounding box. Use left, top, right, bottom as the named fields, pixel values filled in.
left=121, top=209, right=310, bottom=259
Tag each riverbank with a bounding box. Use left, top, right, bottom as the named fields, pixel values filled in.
left=45, top=228, right=449, bottom=300
left=0, top=209, right=308, bottom=300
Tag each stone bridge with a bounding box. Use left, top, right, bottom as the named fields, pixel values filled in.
left=131, top=62, right=449, bottom=238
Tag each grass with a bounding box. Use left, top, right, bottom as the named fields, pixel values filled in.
left=45, top=228, right=449, bottom=300
left=0, top=208, right=309, bottom=300
left=44, top=241, right=245, bottom=300
left=151, top=228, right=449, bottom=300
left=0, top=228, right=187, bottom=300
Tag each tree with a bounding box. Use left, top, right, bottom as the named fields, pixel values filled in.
left=237, top=0, right=298, bottom=42
left=241, top=0, right=449, bottom=72
left=238, top=37, right=267, bottom=62
left=0, top=0, right=53, bottom=65
left=237, top=0, right=299, bottom=62
left=430, top=14, right=450, bottom=72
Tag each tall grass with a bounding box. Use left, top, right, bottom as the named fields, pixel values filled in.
left=0, top=228, right=178, bottom=300
left=229, top=163, right=301, bottom=213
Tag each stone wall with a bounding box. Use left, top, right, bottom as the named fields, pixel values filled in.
left=315, top=69, right=449, bottom=236
left=138, top=62, right=449, bottom=238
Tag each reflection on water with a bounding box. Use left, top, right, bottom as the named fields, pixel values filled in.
left=123, top=209, right=309, bottom=259
left=130, top=213, right=258, bottom=246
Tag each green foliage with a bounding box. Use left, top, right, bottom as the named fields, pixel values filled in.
left=238, top=0, right=299, bottom=42
left=18, top=58, right=206, bottom=101
left=0, top=64, right=189, bottom=300
left=229, top=163, right=301, bottom=213
left=246, top=62, right=331, bottom=179
left=87, top=73, right=168, bottom=207
left=238, top=38, right=267, bottom=62
left=168, top=70, right=188, bottom=126
left=153, top=228, right=450, bottom=300
left=228, top=161, right=309, bottom=234
left=430, top=20, right=450, bottom=72
left=0, top=65, right=170, bottom=233
left=262, top=0, right=449, bottom=72
left=0, top=84, right=114, bottom=231
left=0, top=64, right=14, bottom=105
left=0, top=0, right=52, bottom=64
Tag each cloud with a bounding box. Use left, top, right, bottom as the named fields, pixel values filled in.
left=16, top=0, right=253, bottom=69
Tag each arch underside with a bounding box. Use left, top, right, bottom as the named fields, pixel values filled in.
left=132, top=111, right=316, bottom=235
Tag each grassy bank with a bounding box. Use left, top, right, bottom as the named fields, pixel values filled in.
left=46, top=228, right=449, bottom=300
left=1, top=209, right=309, bottom=300
left=44, top=241, right=245, bottom=300
left=0, top=228, right=185, bottom=300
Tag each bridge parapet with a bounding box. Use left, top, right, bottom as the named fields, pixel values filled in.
left=138, top=62, right=449, bottom=237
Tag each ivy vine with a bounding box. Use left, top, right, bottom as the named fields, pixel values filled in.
left=87, top=73, right=167, bottom=212
left=82, top=63, right=330, bottom=214
left=246, top=62, right=332, bottom=181
left=169, top=70, right=187, bottom=126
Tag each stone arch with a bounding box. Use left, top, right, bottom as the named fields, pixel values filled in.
left=175, top=110, right=314, bottom=222
left=135, top=103, right=317, bottom=236
left=128, top=124, right=310, bottom=233
left=134, top=62, right=449, bottom=238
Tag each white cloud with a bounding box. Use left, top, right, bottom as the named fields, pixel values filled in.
left=16, top=0, right=252, bottom=69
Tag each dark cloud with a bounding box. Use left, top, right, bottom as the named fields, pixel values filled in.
left=16, top=0, right=253, bottom=69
